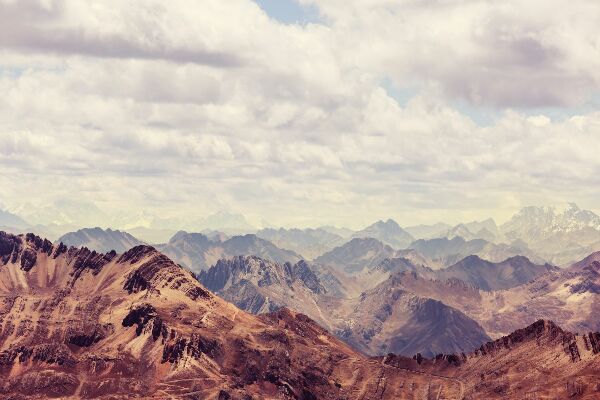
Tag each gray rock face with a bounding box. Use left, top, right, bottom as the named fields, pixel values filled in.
left=198, top=256, right=327, bottom=317
left=199, top=256, right=324, bottom=295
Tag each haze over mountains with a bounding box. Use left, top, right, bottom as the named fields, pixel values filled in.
left=4, top=202, right=600, bottom=267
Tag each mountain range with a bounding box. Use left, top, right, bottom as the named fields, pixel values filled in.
left=157, top=231, right=302, bottom=273
left=1, top=231, right=599, bottom=399
left=314, top=237, right=399, bottom=273
left=500, top=203, right=600, bottom=265
left=409, top=236, right=542, bottom=266
left=256, top=227, right=345, bottom=260
left=351, top=219, right=415, bottom=249
left=0, top=232, right=451, bottom=399
left=5, top=202, right=600, bottom=266
left=197, top=251, right=566, bottom=357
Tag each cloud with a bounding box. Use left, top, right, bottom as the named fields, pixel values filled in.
left=303, top=0, right=600, bottom=108
left=1, top=0, right=600, bottom=228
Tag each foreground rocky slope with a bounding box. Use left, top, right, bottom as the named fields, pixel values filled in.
left=0, top=232, right=465, bottom=399
left=383, top=320, right=600, bottom=399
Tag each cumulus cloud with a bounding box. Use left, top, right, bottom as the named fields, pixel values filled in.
left=1, top=0, right=600, bottom=228
left=305, top=0, right=600, bottom=107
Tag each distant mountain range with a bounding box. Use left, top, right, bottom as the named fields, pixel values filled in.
left=351, top=219, right=415, bottom=249
left=409, top=236, right=542, bottom=266
left=386, top=254, right=600, bottom=338
left=0, top=209, right=29, bottom=229
left=499, top=203, right=600, bottom=265
left=436, top=255, right=558, bottom=291
left=157, top=231, right=302, bottom=273
left=314, top=237, right=398, bottom=273
left=315, top=236, right=543, bottom=274
left=256, top=227, right=345, bottom=260
left=57, top=227, right=146, bottom=253
left=5, top=201, right=600, bottom=266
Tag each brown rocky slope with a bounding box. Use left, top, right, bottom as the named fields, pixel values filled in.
left=382, top=319, right=600, bottom=399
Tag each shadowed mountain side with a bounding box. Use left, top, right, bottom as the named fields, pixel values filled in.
left=383, top=259, right=600, bottom=339
left=338, top=275, right=491, bottom=357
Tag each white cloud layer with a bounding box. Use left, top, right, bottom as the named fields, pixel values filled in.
left=1, top=0, right=600, bottom=228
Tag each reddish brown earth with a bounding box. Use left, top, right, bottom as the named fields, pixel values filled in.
left=1, top=232, right=599, bottom=399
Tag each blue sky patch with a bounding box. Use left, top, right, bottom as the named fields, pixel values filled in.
left=254, top=0, right=321, bottom=25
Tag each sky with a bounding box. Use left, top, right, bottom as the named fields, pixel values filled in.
left=1, top=0, right=600, bottom=229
